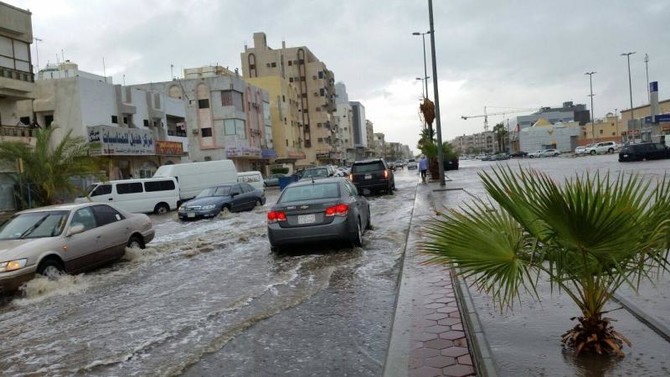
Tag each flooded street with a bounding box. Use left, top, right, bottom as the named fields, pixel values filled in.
left=0, top=171, right=421, bottom=376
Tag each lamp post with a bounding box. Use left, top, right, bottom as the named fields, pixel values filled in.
left=428, top=0, right=445, bottom=187
left=585, top=71, right=596, bottom=144
left=412, top=31, right=431, bottom=99
left=621, top=51, right=636, bottom=141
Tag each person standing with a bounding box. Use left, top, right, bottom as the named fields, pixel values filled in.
left=418, top=155, right=428, bottom=184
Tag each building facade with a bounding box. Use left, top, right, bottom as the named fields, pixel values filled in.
left=334, top=82, right=355, bottom=164
left=241, top=32, right=337, bottom=167
left=132, top=66, right=274, bottom=172
left=350, top=101, right=367, bottom=160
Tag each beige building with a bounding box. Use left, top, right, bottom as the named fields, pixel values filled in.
left=245, top=76, right=306, bottom=165
left=579, top=113, right=627, bottom=146
left=365, top=120, right=375, bottom=158
left=620, top=98, right=670, bottom=142
left=241, top=32, right=337, bottom=167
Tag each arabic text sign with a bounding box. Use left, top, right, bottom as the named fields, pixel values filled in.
left=87, top=125, right=155, bottom=156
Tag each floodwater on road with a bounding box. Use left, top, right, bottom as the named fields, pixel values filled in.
left=0, top=171, right=420, bottom=376
left=451, top=156, right=670, bottom=376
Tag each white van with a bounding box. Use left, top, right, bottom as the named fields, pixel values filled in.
left=75, top=177, right=179, bottom=214
left=153, top=159, right=238, bottom=201
left=237, top=171, right=265, bottom=192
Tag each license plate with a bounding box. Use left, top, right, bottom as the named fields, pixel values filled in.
left=364, top=174, right=372, bottom=179
left=187, top=213, right=195, bottom=218
left=623, top=154, right=628, bottom=158
left=298, top=214, right=316, bottom=224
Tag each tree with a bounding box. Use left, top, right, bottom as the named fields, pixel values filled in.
left=422, top=165, right=670, bottom=357
left=0, top=127, right=104, bottom=207
left=492, top=122, right=508, bottom=152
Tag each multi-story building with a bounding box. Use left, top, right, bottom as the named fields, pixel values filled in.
left=373, top=132, right=385, bottom=158
left=451, top=131, right=496, bottom=155
left=518, top=118, right=581, bottom=153
left=241, top=32, right=337, bottom=167
left=34, top=61, right=188, bottom=180
left=334, top=82, right=355, bottom=164
left=350, top=101, right=367, bottom=160
left=245, top=76, right=306, bottom=168
left=365, top=120, right=375, bottom=158
left=0, top=2, right=35, bottom=210
left=621, top=95, right=670, bottom=143
left=580, top=112, right=627, bottom=146
left=132, top=65, right=274, bottom=172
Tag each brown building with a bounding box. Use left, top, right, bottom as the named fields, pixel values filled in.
left=241, top=32, right=336, bottom=167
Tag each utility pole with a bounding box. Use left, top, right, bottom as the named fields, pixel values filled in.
left=585, top=71, right=596, bottom=144
left=644, top=53, right=650, bottom=103
left=33, top=37, right=42, bottom=72
left=428, top=0, right=445, bottom=186
left=621, top=52, right=636, bottom=140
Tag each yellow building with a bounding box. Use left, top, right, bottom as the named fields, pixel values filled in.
left=245, top=76, right=305, bottom=165
left=620, top=98, right=670, bottom=141
left=580, top=113, right=627, bottom=146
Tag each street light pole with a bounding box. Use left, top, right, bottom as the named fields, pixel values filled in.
left=585, top=71, right=596, bottom=144
left=621, top=51, right=636, bottom=141
left=412, top=31, right=430, bottom=99
left=428, top=0, right=445, bottom=187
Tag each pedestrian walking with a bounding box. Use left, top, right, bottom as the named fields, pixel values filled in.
left=418, top=155, right=428, bottom=184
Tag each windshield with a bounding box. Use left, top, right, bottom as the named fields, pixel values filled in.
left=196, top=186, right=232, bottom=198
left=301, top=168, right=329, bottom=178
left=0, top=211, right=69, bottom=240
left=279, top=183, right=340, bottom=203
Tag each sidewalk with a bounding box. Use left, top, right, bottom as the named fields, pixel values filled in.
left=384, top=180, right=495, bottom=377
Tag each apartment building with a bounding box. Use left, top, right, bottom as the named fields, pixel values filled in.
left=350, top=101, right=368, bottom=160
left=334, top=82, right=355, bottom=164
left=241, top=32, right=337, bottom=167
left=245, top=76, right=306, bottom=165
left=132, top=65, right=274, bottom=172
left=0, top=2, right=35, bottom=210
left=34, top=61, right=188, bottom=180
left=365, top=119, right=375, bottom=158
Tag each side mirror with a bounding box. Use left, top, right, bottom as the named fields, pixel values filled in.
left=68, top=223, right=85, bottom=236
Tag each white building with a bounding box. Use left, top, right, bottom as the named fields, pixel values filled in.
left=518, top=119, right=581, bottom=153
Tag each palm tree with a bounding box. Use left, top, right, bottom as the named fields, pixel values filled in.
left=0, top=127, right=104, bottom=207
left=422, top=165, right=670, bottom=357
left=492, top=122, right=507, bottom=152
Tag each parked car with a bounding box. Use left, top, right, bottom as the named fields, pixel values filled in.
left=406, top=159, right=418, bottom=170
left=574, top=144, right=594, bottom=156
left=264, top=173, right=286, bottom=187
left=267, top=177, right=371, bottom=250
left=618, top=142, right=670, bottom=162
left=0, top=202, right=154, bottom=293
left=349, top=158, right=395, bottom=195
left=529, top=149, right=560, bottom=158
left=299, top=166, right=333, bottom=181
left=585, top=141, right=619, bottom=155
left=509, top=151, right=528, bottom=158
left=75, top=177, right=179, bottom=215
left=177, top=183, right=265, bottom=220
left=237, top=171, right=265, bottom=192
left=153, top=159, right=238, bottom=202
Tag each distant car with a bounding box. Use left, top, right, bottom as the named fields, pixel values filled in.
left=264, top=173, right=286, bottom=187
left=586, top=141, right=619, bottom=155
left=178, top=183, right=265, bottom=220
left=406, top=159, right=418, bottom=170
left=349, top=158, right=395, bottom=195
left=527, top=150, right=544, bottom=158
left=299, top=166, right=333, bottom=181
left=0, top=202, right=155, bottom=293
left=509, top=151, right=528, bottom=158
left=574, top=144, right=594, bottom=156
left=529, top=149, right=560, bottom=158
left=267, top=177, right=371, bottom=250
left=618, top=142, right=670, bottom=162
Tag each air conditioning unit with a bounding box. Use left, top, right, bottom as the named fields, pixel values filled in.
left=192, top=129, right=199, bottom=135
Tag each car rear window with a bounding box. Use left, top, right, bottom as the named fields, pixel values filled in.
left=352, top=162, right=384, bottom=173
left=279, top=183, right=340, bottom=203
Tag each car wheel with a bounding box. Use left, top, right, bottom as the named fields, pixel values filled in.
left=352, top=218, right=363, bottom=247
left=256, top=199, right=263, bottom=207
left=608, top=148, right=614, bottom=154
left=37, top=258, right=64, bottom=279
left=365, top=208, right=372, bottom=230
left=127, top=235, right=144, bottom=249
left=590, top=150, right=596, bottom=155
left=529, top=155, right=534, bottom=158
left=154, top=202, right=170, bottom=215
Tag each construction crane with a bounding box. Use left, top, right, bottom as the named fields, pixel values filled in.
left=461, top=106, right=537, bottom=132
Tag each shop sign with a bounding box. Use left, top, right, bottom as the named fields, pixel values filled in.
left=261, top=148, right=277, bottom=159
left=287, top=151, right=306, bottom=159
left=87, top=125, right=154, bottom=156
left=316, top=153, right=330, bottom=160
left=226, top=146, right=261, bottom=158
left=155, top=140, right=184, bottom=156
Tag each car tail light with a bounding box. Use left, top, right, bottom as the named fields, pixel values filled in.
left=384, top=170, right=389, bottom=179
left=348, top=173, right=353, bottom=181
left=267, top=210, right=287, bottom=223
left=325, top=203, right=349, bottom=217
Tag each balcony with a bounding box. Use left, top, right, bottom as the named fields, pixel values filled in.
left=0, top=125, right=37, bottom=145
left=0, top=67, right=35, bottom=100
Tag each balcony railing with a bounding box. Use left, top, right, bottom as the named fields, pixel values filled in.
left=0, top=125, right=36, bottom=138
left=0, top=67, right=34, bottom=83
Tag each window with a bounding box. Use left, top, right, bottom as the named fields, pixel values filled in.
left=92, top=205, right=124, bottom=226
left=224, top=119, right=246, bottom=138
left=111, top=115, right=118, bottom=124
left=144, top=179, right=176, bottom=192
left=123, top=117, right=128, bottom=124
left=318, top=138, right=323, bottom=143
left=44, top=115, right=54, bottom=128
left=320, top=88, right=325, bottom=96
left=288, top=61, right=292, bottom=66
left=271, top=62, right=277, bottom=67
left=289, top=77, right=293, bottom=83
left=0, top=36, right=30, bottom=73
left=91, top=184, right=112, bottom=196
left=143, top=119, right=149, bottom=127
left=71, top=207, right=97, bottom=231
left=282, top=95, right=285, bottom=102
left=117, top=182, right=143, bottom=194
left=198, top=99, right=210, bottom=109
left=20, top=116, right=30, bottom=125
left=221, top=90, right=244, bottom=111
left=201, top=128, right=213, bottom=137
left=318, top=71, right=324, bottom=79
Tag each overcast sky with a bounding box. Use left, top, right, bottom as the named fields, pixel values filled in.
left=11, top=0, right=670, bottom=152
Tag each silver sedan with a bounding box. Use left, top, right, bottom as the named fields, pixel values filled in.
left=0, top=202, right=154, bottom=293
left=267, top=177, right=371, bottom=250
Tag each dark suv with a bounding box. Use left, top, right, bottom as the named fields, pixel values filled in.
left=349, top=159, right=395, bottom=195
left=618, top=142, right=670, bottom=162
